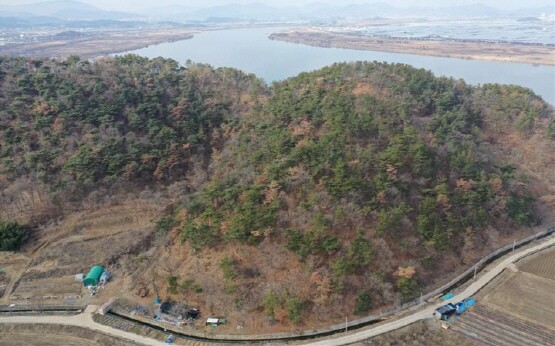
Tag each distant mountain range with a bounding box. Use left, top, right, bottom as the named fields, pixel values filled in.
left=0, top=0, right=141, bottom=21
left=0, top=0, right=553, bottom=23
left=147, top=1, right=555, bottom=21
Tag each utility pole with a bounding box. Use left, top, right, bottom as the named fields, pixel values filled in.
left=513, top=239, right=516, bottom=252
left=420, top=291, right=423, bottom=304
left=345, top=316, right=348, bottom=332
left=473, top=265, right=477, bottom=280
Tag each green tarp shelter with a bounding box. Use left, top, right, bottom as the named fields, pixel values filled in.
left=83, top=265, right=104, bottom=287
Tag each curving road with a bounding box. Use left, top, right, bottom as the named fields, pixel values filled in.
left=0, top=235, right=554, bottom=346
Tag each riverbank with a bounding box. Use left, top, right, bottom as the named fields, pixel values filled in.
left=270, top=29, right=555, bottom=66
left=0, top=28, right=196, bottom=59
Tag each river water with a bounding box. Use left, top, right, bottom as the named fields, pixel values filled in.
left=126, top=27, right=555, bottom=104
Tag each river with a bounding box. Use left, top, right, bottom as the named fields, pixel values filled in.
left=125, top=27, right=555, bottom=104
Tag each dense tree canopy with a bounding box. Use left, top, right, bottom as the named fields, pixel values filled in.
left=0, top=55, right=264, bottom=202
left=0, top=220, right=26, bottom=251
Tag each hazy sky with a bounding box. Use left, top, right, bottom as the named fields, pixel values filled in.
left=1, top=0, right=554, bottom=12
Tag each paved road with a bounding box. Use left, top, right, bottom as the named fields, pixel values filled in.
left=0, top=235, right=554, bottom=346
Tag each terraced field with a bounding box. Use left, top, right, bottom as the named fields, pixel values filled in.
left=519, top=248, right=555, bottom=280
left=11, top=276, right=82, bottom=300
left=450, top=304, right=555, bottom=346
left=2, top=201, right=162, bottom=306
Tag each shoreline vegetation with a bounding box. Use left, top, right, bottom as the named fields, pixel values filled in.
left=269, top=29, right=555, bottom=66
left=0, top=28, right=196, bottom=59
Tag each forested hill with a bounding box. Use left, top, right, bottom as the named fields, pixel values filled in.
left=1, top=56, right=554, bottom=324
left=171, top=62, right=554, bottom=317
left=0, top=55, right=265, bottom=216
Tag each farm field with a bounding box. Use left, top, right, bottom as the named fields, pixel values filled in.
left=349, top=320, right=478, bottom=346
left=0, top=323, right=136, bottom=346
left=10, top=276, right=81, bottom=301
left=451, top=303, right=555, bottom=346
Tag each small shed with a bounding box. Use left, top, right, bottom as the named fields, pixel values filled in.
left=206, top=317, right=220, bottom=326
left=206, top=317, right=224, bottom=326
left=83, top=265, right=104, bottom=287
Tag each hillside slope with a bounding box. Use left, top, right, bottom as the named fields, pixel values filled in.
left=0, top=57, right=553, bottom=330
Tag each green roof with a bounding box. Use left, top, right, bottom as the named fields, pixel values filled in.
left=83, top=265, right=104, bottom=287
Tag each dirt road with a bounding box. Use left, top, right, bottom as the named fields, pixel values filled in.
left=0, top=235, right=554, bottom=346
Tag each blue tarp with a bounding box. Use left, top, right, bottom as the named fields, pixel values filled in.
left=441, top=293, right=454, bottom=300
left=464, top=297, right=477, bottom=307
